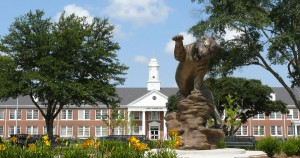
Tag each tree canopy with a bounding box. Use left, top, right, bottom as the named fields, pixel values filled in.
left=0, top=10, right=128, bottom=137
left=189, top=0, right=300, bottom=109
left=205, top=77, right=287, bottom=123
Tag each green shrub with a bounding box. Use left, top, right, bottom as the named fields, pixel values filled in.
left=217, top=139, right=226, bottom=148
left=256, top=137, right=281, bottom=157
left=281, top=138, right=299, bottom=157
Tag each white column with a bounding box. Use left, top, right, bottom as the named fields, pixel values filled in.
left=163, top=111, right=167, bottom=139
left=142, top=111, right=146, bottom=136
left=295, top=125, right=298, bottom=137
left=127, top=110, right=131, bottom=135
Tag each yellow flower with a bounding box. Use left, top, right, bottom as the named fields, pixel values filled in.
left=0, top=144, right=6, bottom=151
left=44, top=140, right=51, bottom=146
left=42, top=135, right=49, bottom=141
left=10, top=137, right=18, bottom=142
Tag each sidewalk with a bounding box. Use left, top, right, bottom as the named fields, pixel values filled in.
left=174, top=148, right=267, bottom=158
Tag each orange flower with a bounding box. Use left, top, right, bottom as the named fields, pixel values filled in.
left=138, top=143, right=149, bottom=152
left=55, top=137, right=60, bottom=142
left=28, top=143, right=37, bottom=151
left=10, top=137, right=18, bottom=142
left=168, top=129, right=179, bottom=136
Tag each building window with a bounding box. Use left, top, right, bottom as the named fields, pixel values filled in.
left=253, top=113, right=265, bottom=120
left=287, top=126, right=294, bottom=136
left=113, top=126, right=125, bottom=135
left=9, top=109, right=21, bottom=120
left=95, top=110, right=108, bottom=120
left=132, top=126, right=142, bottom=135
left=236, top=126, right=248, bottom=136
left=78, top=110, right=90, bottom=120
left=132, top=112, right=141, bottom=120
left=43, top=126, right=56, bottom=135
left=269, top=112, right=281, bottom=119
left=253, top=126, right=265, bottom=136
left=0, top=110, right=4, bottom=120
left=287, top=109, right=299, bottom=119
left=9, top=126, right=21, bottom=135
left=26, top=126, right=38, bottom=135
left=270, top=126, right=282, bottom=136
left=113, top=110, right=125, bottom=120
left=0, top=126, right=3, bottom=137
left=60, top=126, right=73, bottom=137
left=61, top=110, right=73, bottom=120
left=78, top=126, right=90, bottom=137
left=26, top=109, right=39, bottom=120
left=95, top=126, right=108, bottom=137
left=149, top=111, right=160, bottom=120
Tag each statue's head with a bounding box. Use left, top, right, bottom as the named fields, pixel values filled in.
left=192, top=36, right=219, bottom=61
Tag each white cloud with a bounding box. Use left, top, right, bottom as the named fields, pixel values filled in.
left=134, top=55, right=148, bottom=64
left=55, top=4, right=94, bottom=23
left=0, top=52, right=7, bottom=56
left=113, top=25, right=133, bottom=39
left=104, top=0, right=171, bottom=27
left=223, top=28, right=242, bottom=41
left=164, top=32, right=197, bottom=54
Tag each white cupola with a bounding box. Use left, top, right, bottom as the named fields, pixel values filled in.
left=147, top=58, right=161, bottom=91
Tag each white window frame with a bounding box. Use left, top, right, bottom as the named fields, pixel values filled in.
left=113, top=126, right=125, bottom=135
left=9, top=109, right=21, bottom=120
left=78, top=126, right=90, bottom=137
left=287, top=126, right=294, bottom=136
left=8, top=126, right=21, bottom=135
left=253, top=113, right=265, bottom=120
left=26, top=109, right=39, bottom=120
left=61, top=110, right=73, bottom=120
left=149, top=111, right=160, bottom=120
left=269, top=112, right=281, bottom=119
left=95, top=126, right=108, bottom=137
left=0, top=110, right=4, bottom=120
left=26, top=126, right=38, bottom=135
left=0, top=126, right=3, bottom=137
left=253, top=126, right=265, bottom=136
left=43, top=126, right=57, bottom=135
left=270, top=126, right=282, bottom=136
left=132, top=126, right=142, bottom=135
left=95, top=109, right=108, bottom=120
left=287, top=109, right=299, bottom=120
left=236, top=126, right=248, bottom=136
left=132, top=112, right=142, bottom=120
left=78, top=110, right=90, bottom=120
left=60, top=126, right=73, bottom=137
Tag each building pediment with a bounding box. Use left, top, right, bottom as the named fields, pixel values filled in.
left=127, top=90, right=168, bottom=108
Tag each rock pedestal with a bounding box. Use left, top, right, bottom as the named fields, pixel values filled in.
left=165, top=90, right=225, bottom=150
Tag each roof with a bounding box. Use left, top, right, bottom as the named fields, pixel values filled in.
left=0, top=87, right=297, bottom=107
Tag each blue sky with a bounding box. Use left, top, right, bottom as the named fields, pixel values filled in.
left=0, top=0, right=290, bottom=88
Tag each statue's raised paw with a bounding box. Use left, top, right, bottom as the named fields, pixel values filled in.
left=172, top=35, right=184, bottom=41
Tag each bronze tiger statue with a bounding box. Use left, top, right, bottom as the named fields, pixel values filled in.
left=172, top=35, right=222, bottom=128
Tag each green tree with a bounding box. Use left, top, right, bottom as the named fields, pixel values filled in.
left=223, top=95, right=242, bottom=136
left=189, top=0, right=300, bottom=109
left=166, top=95, right=177, bottom=112
left=205, top=77, right=287, bottom=134
left=0, top=10, right=128, bottom=138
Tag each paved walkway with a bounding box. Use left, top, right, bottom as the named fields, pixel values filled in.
left=175, top=148, right=266, bottom=158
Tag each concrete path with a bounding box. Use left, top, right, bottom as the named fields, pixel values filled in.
left=175, top=148, right=266, bottom=158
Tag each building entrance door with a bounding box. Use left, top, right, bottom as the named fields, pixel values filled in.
left=150, top=126, right=159, bottom=140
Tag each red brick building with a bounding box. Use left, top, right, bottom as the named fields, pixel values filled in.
left=0, top=58, right=300, bottom=139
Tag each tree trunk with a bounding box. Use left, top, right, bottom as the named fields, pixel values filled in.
left=45, top=116, right=54, bottom=139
